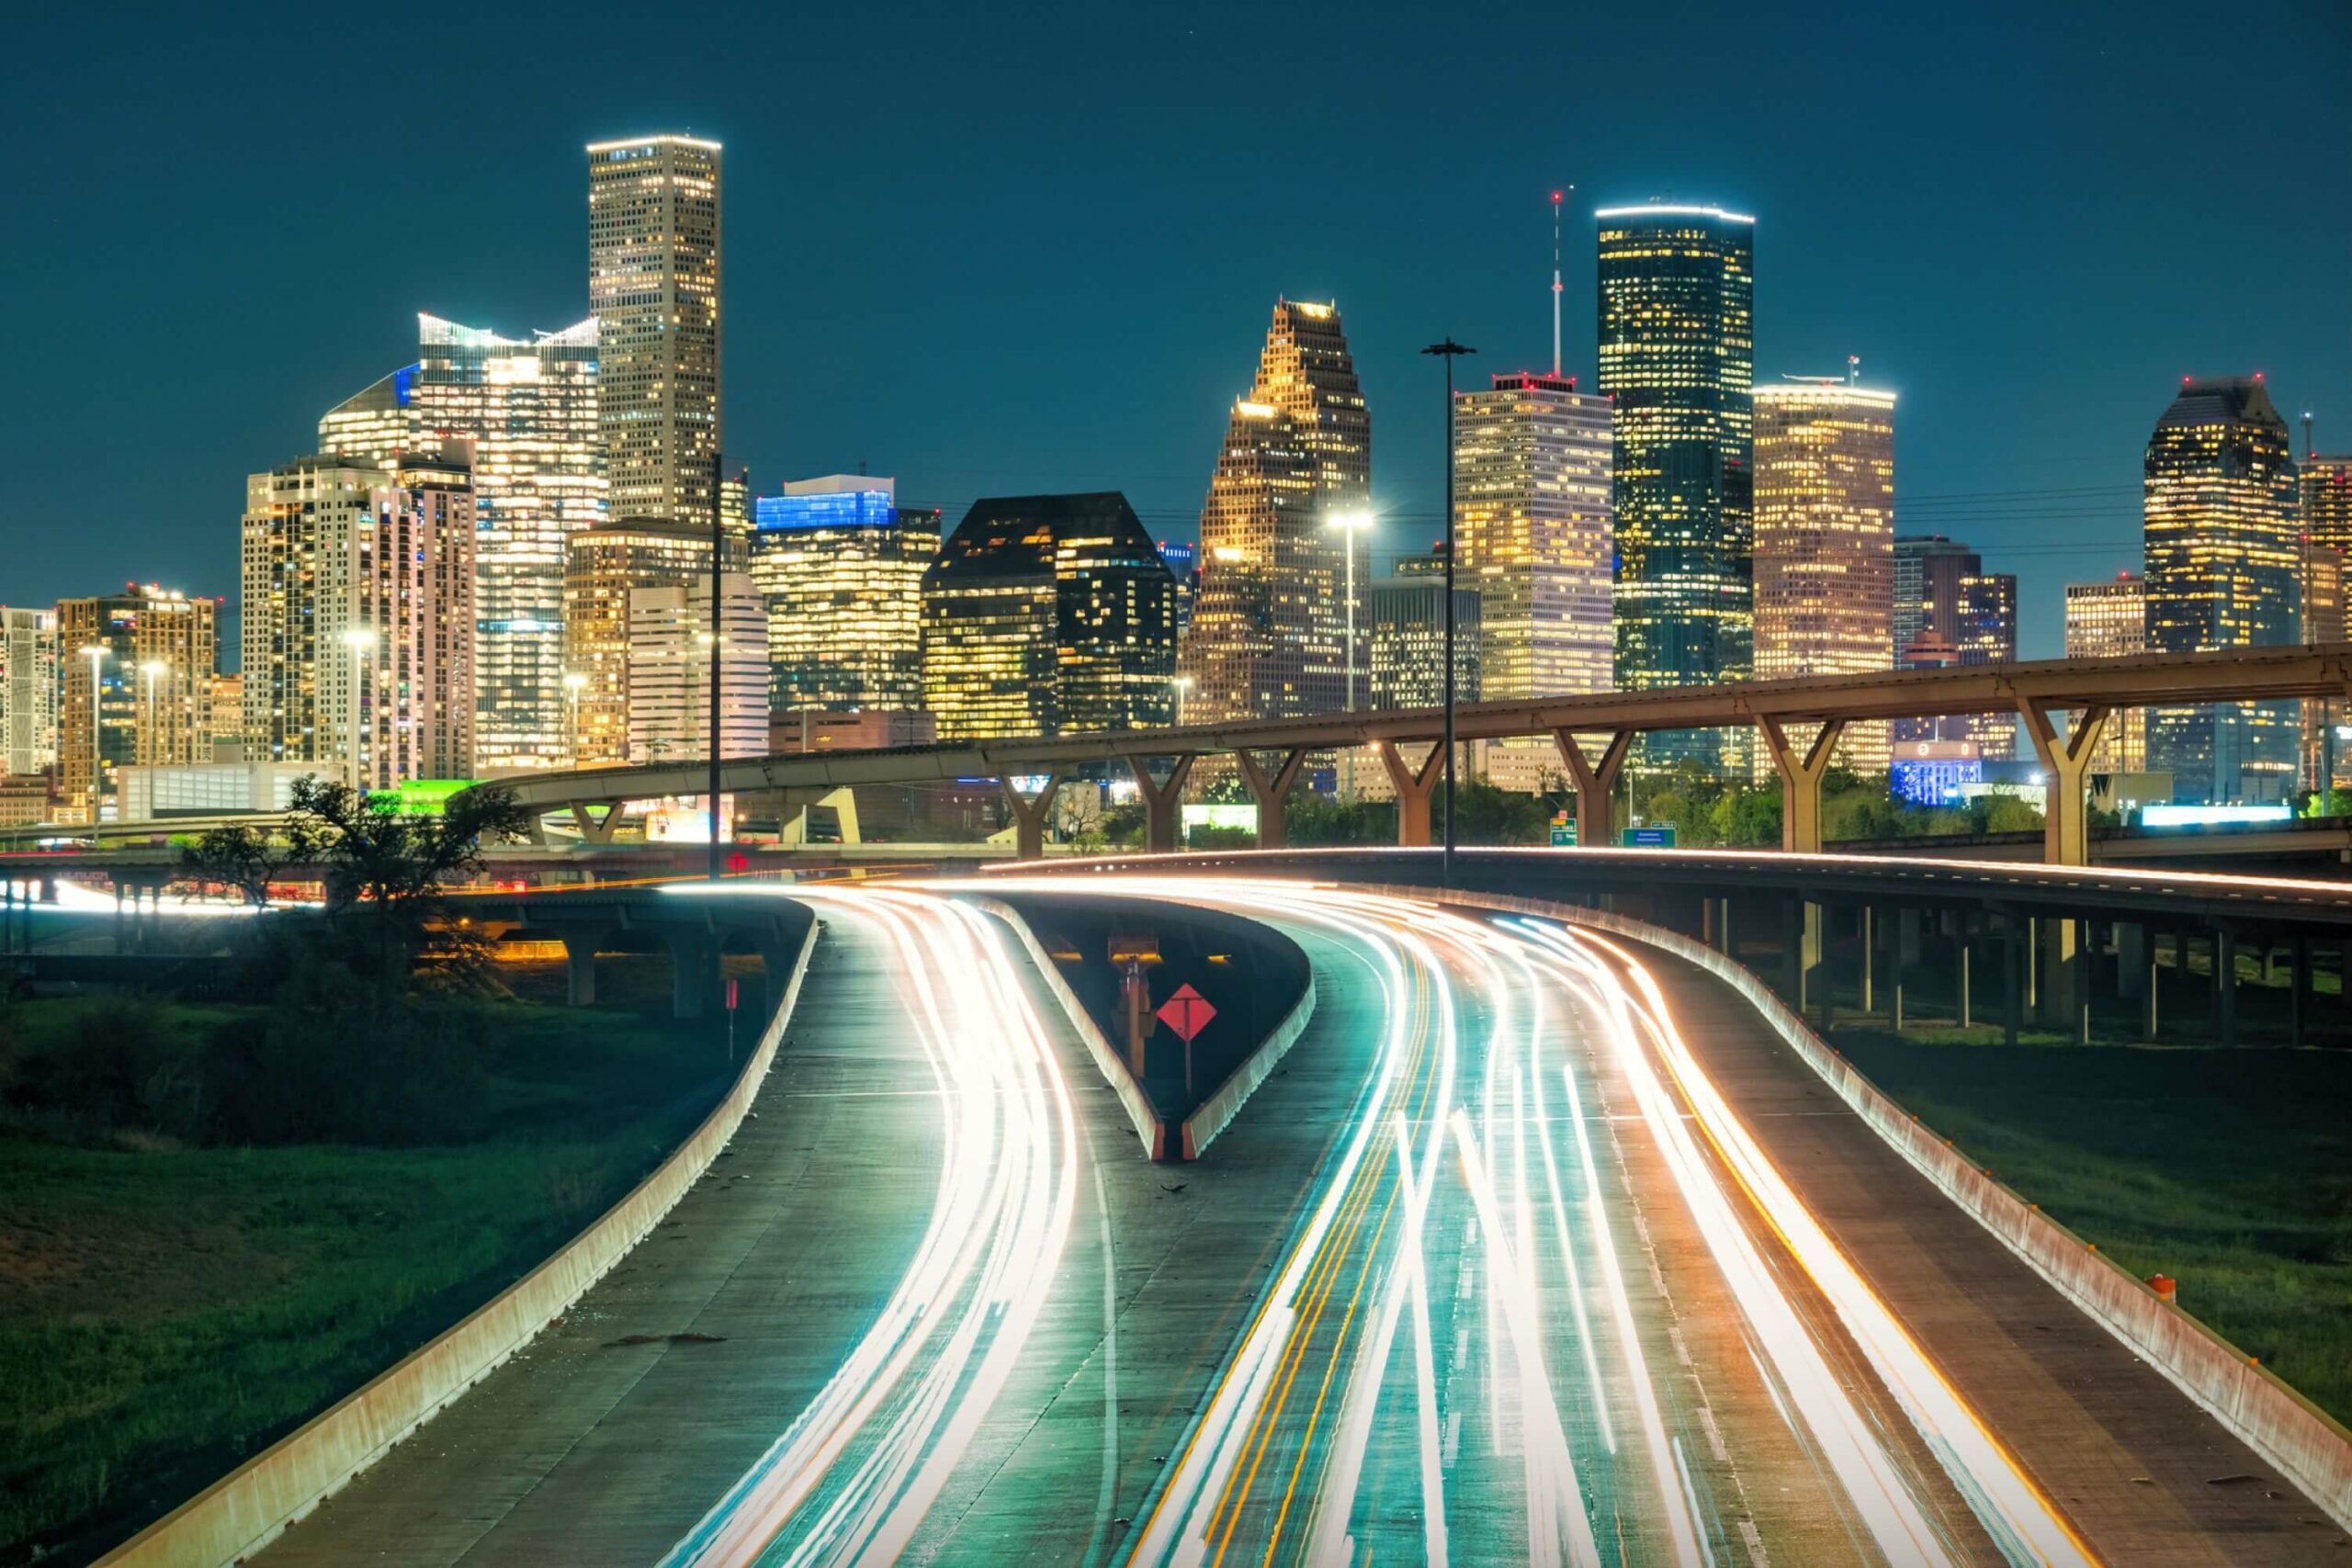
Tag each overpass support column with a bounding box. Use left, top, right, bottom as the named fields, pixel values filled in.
left=1000, top=773, right=1063, bottom=862
left=2021, top=699, right=2110, bottom=1033
left=665, top=925, right=717, bottom=1021
left=2290, top=934, right=2308, bottom=1049
left=1758, top=716, right=1845, bottom=854
left=1234, top=749, right=1309, bottom=851
left=1125, top=753, right=1196, bottom=853
left=559, top=926, right=614, bottom=1007
left=1550, top=729, right=1630, bottom=848
left=1375, top=741, right=1445, bottom=848
left=2212, top=927, right=2238, bottom=1046
left=568, top=801, right=627, bottom=845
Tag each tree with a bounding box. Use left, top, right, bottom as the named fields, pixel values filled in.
left=181, top=818, right=318, bottom=908
left=277, top=778, right=531, bottom=987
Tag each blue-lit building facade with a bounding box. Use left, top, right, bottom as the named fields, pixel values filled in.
left=1596, top=204, right=1755, bottom=771
left=749, top=476, right=941, bottom=713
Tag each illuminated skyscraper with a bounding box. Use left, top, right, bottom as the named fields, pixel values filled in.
left=589, top=134, right=722, bottom=525
left=2306, top=454, right=2352, bottom=552
left=751, top=477, right=939, bottom=714
left=2063, top=573, right=2147, bottom=773
left=2143, top=377, right=2301, bottom=803
left=1751, top=378, right=1895, bottom=770
left=1452, top=371, right=1613, bottom=700
left=1596, top=203, right=1754, bottom=769
left=626, top=572, right=767, bottom=765
left=1182, top=299, right=1370, bottom=724
left=241, top=452, right=475, bottom=789
left=1369, top=576, right=1482, bottom=710
left=0, top=607, right=57, bottom=778
left=58, top=587, right=217, bottom=819
left=922, top=493, right=1177, bottom=740
left=564, top=520, right=744, bottom=766
left=1890, top=536, right=2016, bottom=758
left=322, top=314, right=604, bottom=773
left=1893, top=535, right=1975, bottom=657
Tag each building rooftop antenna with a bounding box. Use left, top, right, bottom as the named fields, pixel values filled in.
left=1550, top=186, right=1572, bottom=378
left=2305, top=410, right=2314, bottom=462
left=1849, top=354, right=1860, bottom=387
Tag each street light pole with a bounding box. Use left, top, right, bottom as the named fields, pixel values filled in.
left=1328, top=509, right=1373, bottom=798
left=140, top=660, right=167, bottom=766
left=1421, top=339, right=1475, bottom=882
left=342, top=627, right=376, bottom=793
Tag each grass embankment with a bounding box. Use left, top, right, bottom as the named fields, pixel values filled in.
left=0, top=956, right=752, bottom=1565
left=1831, top=1029, right=2352, bottom=1426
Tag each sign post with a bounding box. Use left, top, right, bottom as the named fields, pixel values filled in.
left=1156, top=983, right=1217, bottom=1101
left=724, top=976, right=740, bottom=1063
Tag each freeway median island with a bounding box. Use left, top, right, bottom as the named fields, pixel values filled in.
left=93, top=919, right=819, bottom=1568
left=1360, top=882, right=2352, bottom=1555
left=977, top=893, right=1315, bottom=1161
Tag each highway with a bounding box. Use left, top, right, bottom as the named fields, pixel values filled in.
left=252, top=876, right=2341, bottom=1564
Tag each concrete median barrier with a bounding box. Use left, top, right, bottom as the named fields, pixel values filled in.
left=99, top=919, right=820, bottom=1568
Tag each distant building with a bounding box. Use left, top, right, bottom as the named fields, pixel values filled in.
left=626, top=571, right=767, bottom=764
left=1751, top=378, right=1896, bottom=772
left=320, top=313, right=603, bottom=772
left=0, top=607, right=58, bottom=777
left=922, top=492, right=1177, bottom=739
left=205, top=671, right=243, bottom=762
left=769, top=708, right=936, bottom=752
left=1369, top=576, right=1481, bottom=710
left=589, top=134, right=722, bottom=526
left=241, top=450, right=475, bottom=789
left=118, top=760, right=322, bottom=819
left=1891, top=535, right=2016, bottom=759
left=565, top=519, right=744, bottom=766
left=1157, top=540, right=1201, bottom=642
left=1182, top=299, right=1370, bottom=725
left=1597, top=203, right=1755, bottom=771
left=1452, top=371, right=1613, bottom=700
left=57, top=587, right=217, bottom=820
left=751, top=476, right=939, bottom=715
left=2301, top=538, right=2345, bottom=792
left=2063, top=573, right=2148, bottom=774
left=2143, top=377, right=2301, bottom=803
left=1889, top=739, right=1982, bottom=807
left=2303, top=452, right=2352, bottom=553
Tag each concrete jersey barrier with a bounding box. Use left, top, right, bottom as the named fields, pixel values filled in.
left=976, top=897, right=1166, bottom=1159
left=1367, top=883, right=2352, bottom=1536
left=101, top=920, right=820, bottom=1568
left=1178, top=977, right=1316, bottom=1160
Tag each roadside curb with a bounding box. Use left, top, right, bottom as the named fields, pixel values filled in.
left=99, top=919, right=820, bottom=1568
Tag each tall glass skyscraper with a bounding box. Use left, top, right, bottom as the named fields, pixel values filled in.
left=322, top=314, right=605, bottom=772
left=0, top=607, right=58, bottom=778
left=922, top=493, right=1177, bottom=740
left=2143, top=376, right=2302, bottom=803
left=751, top=477, right=940, bottom=715
left=1181, top=299, right=1370, bottom=725
left=1751, top=378, right=1895, bottom=770
left=562, top=520, right=744, bottom=767
left=2064, top=573, right=2148, bottom=773
left=1596, top=204, right=1754, bottom=770
left=589, top=134, right=722, bottom=526
left=1451, top=372, right=1614, bottom=700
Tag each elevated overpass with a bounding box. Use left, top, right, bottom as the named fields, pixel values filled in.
left=475, top=644, right=2352, bottom=865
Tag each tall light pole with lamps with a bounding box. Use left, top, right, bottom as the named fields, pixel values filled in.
left=1327, top=508, right=1373, bottom=797
left=1420, top=338, right=1476, bottom=882
left=341, top=627, right=376, bottom=792
left=1171, top=674, right=1194, bottom=727
left=140, top=660, right=168, bottom=766
left=79, top=645, right=108, bottom=821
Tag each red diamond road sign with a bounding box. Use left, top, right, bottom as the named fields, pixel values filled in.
left=1156, top=984, right=1216, bottom=1043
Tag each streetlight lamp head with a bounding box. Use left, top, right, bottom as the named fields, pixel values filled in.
left=342, top=627, right=376, bottom=649
left=79, top=645, right=108, bottom=660
left=564, top=671, right=589, bottom=691
left=141, top=660, right=168, bottom=676
left=1327, top=508, right=1375, bottom=533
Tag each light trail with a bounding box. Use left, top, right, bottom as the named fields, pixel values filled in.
left=654, top=886, right=1080, bottom=1568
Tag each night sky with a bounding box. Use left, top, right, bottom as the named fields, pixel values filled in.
left=6, top=1, right=2346, bottom=659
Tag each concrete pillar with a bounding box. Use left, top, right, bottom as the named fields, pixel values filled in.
left=560, top=929, right=605, bottom=1007
left=1550, top=728, right=1630, bottom=848
left=1958, top=934, right=1973, bottom=1030
left=1000, top=772, right=1063, bottom=861
left=1815, top=904, right=1835, bottom=1032
left=1374, top=740, right=1444, bottom=848
left=1860, top=905, right=1876, bottom=1015
left=2291, top=934, right=2308, bottom=1049
left=2036, top=916, right=2082, bottom=1032
left=2213, top=928, right=2238, bottom=1047
left=2117, top=922, right=2147, bottom=998
left=1234, top=748, right=1309, bottom=850
left=569, top=800, right=626, bottom=845
left=2018, top=699, right=2110, bottom=867
left=2003, top=914, right=2022, bottom=1046
left=2143, top=931, right=2161, bottom=1041
left=1782, top=897, right=1804, bottom=1004
left=1125, top=753, right=1196, bottom=853
left=1757, top=716, right=1845, bottom=854
left=665, top=926, right=716, bottom=1020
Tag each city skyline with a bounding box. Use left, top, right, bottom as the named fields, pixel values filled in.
left=5, top=6, right=2345, bottom=666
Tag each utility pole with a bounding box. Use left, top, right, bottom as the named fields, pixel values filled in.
left=707, top=449, right=725, bottom=879
left=1422, top=338, right=1476, bottom=883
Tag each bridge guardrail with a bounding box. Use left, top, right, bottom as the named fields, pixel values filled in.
left=98, top=918, right=820, bottom=1568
